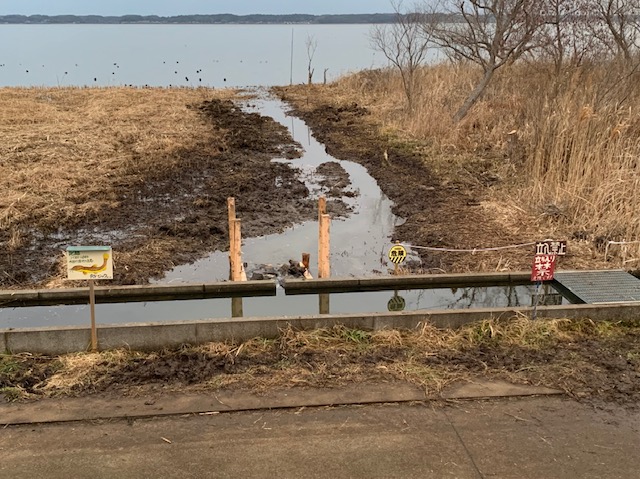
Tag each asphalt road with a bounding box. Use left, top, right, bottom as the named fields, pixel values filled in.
left=1, top=397, right=639, bottom=478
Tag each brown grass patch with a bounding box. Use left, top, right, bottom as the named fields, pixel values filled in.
left=0, top=87, right=232, bottom=235
left=3, top=317, right=639, bottom=404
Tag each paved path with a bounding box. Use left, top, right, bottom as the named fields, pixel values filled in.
left=1, top=396, right=639, bottom=478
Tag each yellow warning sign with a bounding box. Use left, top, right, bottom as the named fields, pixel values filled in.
left=388, top=245, right=407, bottom=264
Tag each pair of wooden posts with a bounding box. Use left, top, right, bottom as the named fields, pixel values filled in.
left=227, top=195, right=331, bottom=281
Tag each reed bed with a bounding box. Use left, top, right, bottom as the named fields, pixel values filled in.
left=323, top=61, right=640, bottom=263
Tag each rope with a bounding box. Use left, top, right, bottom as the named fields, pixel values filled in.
left=399, top=241, right=537, bottom=254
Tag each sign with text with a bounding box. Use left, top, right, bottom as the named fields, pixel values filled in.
left=531, top=254, right=557, bottom=282
left=535, top=240, right=567, bottom=256
left=388, top=245, right=407, bottom=264
left=66, top=246, right=113, bottom=280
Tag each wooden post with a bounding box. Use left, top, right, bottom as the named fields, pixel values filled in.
left=318, top=214, right=330, bottom=278
left=232, top=219, right=243, bottom=281
left=227, top=198, right=236, bottom=280
left=302, top=253, right=310, bottom=270
left=89, top=280, right=97, bottom=351
left=231, top=297, right=244, bottom=318
left=318, top=196, right=327, bottom=220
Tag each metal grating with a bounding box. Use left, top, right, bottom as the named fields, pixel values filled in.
left=553, top=270, right=640, bottom=304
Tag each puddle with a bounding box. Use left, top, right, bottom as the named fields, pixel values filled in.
left=0, top=284, right=570, bottom=329
left=157, top=93, right=416, bottom=284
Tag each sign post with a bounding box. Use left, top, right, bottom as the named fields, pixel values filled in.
left=66, top=246, right=113, bottom=351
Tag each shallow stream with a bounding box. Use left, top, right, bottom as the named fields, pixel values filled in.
left=0, top=95, right=568, bottom=329
left=158, top=93, right=415, bottom=283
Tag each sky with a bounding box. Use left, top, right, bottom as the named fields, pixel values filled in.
left=0, top=1, right=395, bottom=16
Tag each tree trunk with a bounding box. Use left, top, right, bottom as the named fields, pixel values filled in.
left=453, top=67, right=495, bottom=122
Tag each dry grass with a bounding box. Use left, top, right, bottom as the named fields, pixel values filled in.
left=0, top=86, right=232, bottom=244
left=3, top=316, right=636, bottom=402
left=310, top=61, right=640, bottom=265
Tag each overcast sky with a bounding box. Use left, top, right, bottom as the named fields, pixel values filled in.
left=1, top=1, right=395, bottom=16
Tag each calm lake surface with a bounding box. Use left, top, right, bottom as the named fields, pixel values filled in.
left=0, top=24, right=402, bottom=87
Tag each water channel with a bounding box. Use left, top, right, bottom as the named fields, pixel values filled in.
left=0, top=94, right=570, bottom=329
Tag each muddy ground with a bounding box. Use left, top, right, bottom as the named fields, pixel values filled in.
left=2, top=88, right=639, bottom=408
left=274, top=86, right=602, bottom=273
left=1, top=97, right=319, bottom=287
left=2, top=320, right=640, bottom=407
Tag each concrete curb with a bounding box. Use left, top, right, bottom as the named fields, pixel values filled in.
left=0, top=380, right=562, bottom=426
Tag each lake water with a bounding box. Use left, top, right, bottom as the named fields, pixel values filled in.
left=0, top=24, right=398, bottom=87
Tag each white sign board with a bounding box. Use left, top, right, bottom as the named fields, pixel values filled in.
left=66, top=246, right=113, bottom=280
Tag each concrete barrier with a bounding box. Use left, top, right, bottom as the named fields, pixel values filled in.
left=0, top=280, right=277, bottom=307
left=284, top=272, right=533, bottom=294
left=3, top=302, right=640, bottom=355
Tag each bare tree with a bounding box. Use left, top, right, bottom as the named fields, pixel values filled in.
left=591, top=0, right=640, bottom=61
left=370, top=0, right=432, bottom=110
left=539, top=0, right=602, bottom=73
left=306, top=34, right=317, bottom=85
left=426, top=0, right=546, bottom=122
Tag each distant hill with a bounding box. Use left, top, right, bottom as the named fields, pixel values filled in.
left=0, top=13, right=396, bottom=25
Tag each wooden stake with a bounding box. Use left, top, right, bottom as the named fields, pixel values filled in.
left=89, top=280, right=97, bottom=352
left=318, top=213, right=330, bottom=278
left=232, top=219, right=243, bottom=281
left=227, top=198, right=236, bottom=280
left=302, top=253, right=310, bottom=270
left=318, top=196, right=327, bottom=220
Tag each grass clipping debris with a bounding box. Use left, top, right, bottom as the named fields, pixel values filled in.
left=2, top=317, right=640, bottom=405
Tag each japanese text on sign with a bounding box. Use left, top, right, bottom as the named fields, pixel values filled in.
left=531, top=254, right=557, bottom=282
left=535, top=240, right=567, bottom=256
left=388, top=245, right=407, bottom=264
left=66, top=246, right=114, bottom=281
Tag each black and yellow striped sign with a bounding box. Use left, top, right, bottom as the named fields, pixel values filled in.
left=388, top=245, right=407, bottom=264
left=387, top=294, right=406, bottom=312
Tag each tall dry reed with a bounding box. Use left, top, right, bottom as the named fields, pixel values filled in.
left=331, top=61, right=640, bottom=260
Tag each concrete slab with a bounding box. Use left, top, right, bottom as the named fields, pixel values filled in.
left=441, top=379, right=562, bottom=399
left=447, top=397, right=640, bottom=479
left=0, top=379, right=563, bottom=426
left=0, top=401, right=479, bottom=479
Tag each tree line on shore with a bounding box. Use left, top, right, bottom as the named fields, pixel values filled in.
left=0, top=13, right=397, bottom=25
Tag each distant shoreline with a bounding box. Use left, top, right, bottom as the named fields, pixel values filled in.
left=0, top=13, right=396, bottom=25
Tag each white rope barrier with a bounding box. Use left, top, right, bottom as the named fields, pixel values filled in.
left=399, top=242, right=537, bottom=254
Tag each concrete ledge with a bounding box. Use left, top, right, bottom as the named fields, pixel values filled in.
left=0, top=281, right=277, bottom=307
left=0, top=380, right=563, bottom=426
left=3, top=301, right=640, bottom=354
left=284, top=272, right=533, bottom=294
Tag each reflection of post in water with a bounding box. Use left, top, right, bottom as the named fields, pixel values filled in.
left=231, top=297, right=244, bottom=318
left=319, top=293, right=330, bottom=315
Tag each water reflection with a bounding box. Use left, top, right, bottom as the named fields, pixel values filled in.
left=0, top=284, right=571, bottom=328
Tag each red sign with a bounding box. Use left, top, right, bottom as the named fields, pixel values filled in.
left=531, top=254, right=557, bottom=282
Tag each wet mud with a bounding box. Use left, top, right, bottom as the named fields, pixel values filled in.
left=3, top=326, right=640, bottom=406
left=1, top=99, right=317, bottom=287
